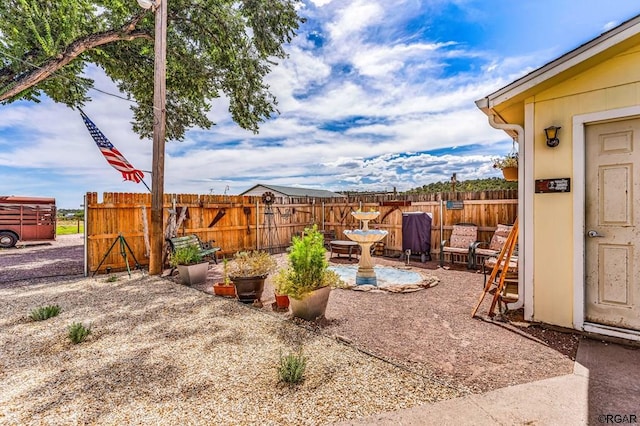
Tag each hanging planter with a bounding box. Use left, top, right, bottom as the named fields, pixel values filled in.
left=492, top=144, right=518, bottom=182
left=501, top=167, right=518, bottom=181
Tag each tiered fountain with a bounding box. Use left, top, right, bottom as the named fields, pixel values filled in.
left=343, top=211, right=388, bottom=286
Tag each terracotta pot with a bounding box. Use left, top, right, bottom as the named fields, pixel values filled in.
left=213, top=283, right=236, bottom=298
left=230, top=275, right=266, bottom=303
left=176, top=262, right=209, bottom=285
left=289, top=286, right=331, bottom=321
left=274, top=293, right=290, bottom=309
left=502, top=167, right=518, bottom=181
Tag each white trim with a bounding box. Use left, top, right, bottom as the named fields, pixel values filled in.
left=522, top=102, right=535, bottom=320
left=572, top=105, right=640, bottom=335
left=583, top=323, right=640, bottom=342
left=572, top=115, right=586, bottom=331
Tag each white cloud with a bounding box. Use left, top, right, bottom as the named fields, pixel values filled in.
left=2, top=1, right=636, bottom=207
left=326, top=0, right=385, bottom=42
left=353, top=41, right=457, bottom=77
left=309, top=0, right=334, bottom=7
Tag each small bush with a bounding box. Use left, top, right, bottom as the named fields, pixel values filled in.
left=29, top=305, right=61, bottom=321
left=276, top=225, right=344, bottom=298
left=228, top=250, right=277, bottom=278
left=106, top=275, right=118, bottom=282
left=169, top=245, right=203, bottom=267
left=278, top=350, right=307, bottom=384
left=68, top=322, right=91, bottom=344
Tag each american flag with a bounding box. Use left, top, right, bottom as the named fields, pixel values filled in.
left=80, top=109, right=145, bottom=184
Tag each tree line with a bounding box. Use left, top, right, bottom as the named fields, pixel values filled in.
left=403, top=177, right=517, bottom=194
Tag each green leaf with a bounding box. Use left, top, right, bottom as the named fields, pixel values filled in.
left=0, top=0, right=303, bottom=140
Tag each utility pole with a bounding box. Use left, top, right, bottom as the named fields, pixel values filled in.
left=148, top=0, right=167, bottom=275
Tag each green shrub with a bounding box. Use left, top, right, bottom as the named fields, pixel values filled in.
left=278, top=350, right=307, bottom=384
left=68, top=322, right=91, bottom=344
left=29, top=305, right=61, bottom=321
left=106, top=275, right=118, bottom=282
left=169, top=245, right=204, bottom=267
left=275, top=225, right=344, bottom=298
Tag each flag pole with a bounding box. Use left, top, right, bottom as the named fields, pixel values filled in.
left=140, top=170, right=152, bottom=192
left=140, top=179, right=151, bottom=192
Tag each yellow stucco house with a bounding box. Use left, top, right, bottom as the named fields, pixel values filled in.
left=476, top=14, right=640, bottom=342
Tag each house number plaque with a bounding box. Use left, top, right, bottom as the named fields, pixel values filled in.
left=535, top=178, right=571, bottom=193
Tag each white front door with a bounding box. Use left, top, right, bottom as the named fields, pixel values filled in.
left=585, top=118, right=640, bottom=331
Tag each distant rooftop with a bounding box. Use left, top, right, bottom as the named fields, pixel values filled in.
left=240, top=184, right=345, bottom=198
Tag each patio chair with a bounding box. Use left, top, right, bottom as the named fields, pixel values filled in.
left=469, top=224, right=513, bottom=269
left=483, top=253, right=518, bottom=287
left=483, top=248, right=519, bottom=314
left=439, top=223, right=478, bottom=268
left=319, top=229, right=337, bottom=249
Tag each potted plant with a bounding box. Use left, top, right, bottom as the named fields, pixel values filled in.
left=492, top=152, right=518, bottom=181
left=213, top=258, right=236, bottom=297
left=228, top=250, right=277, bottom=303
left=276, top=224, right=344, bottom=321
left=169, top=245, right=209, bottom=285
left=272, top=271, right=291, bottom=311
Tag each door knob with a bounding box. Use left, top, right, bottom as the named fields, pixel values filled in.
left=587, top=230, right=604, bottom=238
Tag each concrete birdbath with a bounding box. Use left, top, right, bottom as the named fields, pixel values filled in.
left=343, top=211, right=388, bottom=285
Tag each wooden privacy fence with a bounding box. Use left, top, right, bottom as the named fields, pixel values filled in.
left=85, top=190, right=517, bottom=275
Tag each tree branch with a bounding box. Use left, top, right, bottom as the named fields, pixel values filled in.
left=0, top=13, right=152, bottom=102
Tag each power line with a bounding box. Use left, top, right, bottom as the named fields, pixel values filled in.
left=88, top=86, right=137, bottom=104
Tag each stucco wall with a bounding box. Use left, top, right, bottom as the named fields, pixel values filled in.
left=530, top=45, right=640, bottom=327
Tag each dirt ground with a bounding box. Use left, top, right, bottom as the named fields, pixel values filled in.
left=0, top=234, right=84, bottom=288
left=323, top=259, right=579, bottom=393
left=0, top=236, right=580, bottom=394
left=199, top=254, right=579, bottom=394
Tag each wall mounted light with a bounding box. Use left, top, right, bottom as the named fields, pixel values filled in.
left=136, top=0, right=157, bottom=9
left=544, top=125, right=561, bottom=147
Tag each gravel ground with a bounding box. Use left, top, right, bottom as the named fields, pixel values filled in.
left=1, top=274, right=461, bottom=425
left=0, top=236, right=580, bottom=424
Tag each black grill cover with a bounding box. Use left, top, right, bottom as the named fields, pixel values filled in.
left=402, top=212, right=432, bottom=254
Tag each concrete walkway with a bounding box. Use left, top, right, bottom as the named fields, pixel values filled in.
left=335, top=338, right=640, bottom=426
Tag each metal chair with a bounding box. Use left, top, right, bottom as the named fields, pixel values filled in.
left=470, top=224, right=513, bottom=269
left=439, top=223, right=478, bottom=268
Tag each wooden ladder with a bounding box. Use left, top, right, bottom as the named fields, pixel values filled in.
left=471, top=217, right=519, bottom=318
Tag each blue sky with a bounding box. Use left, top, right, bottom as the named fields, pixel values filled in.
left=1, top=1, right=639, bottom=208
